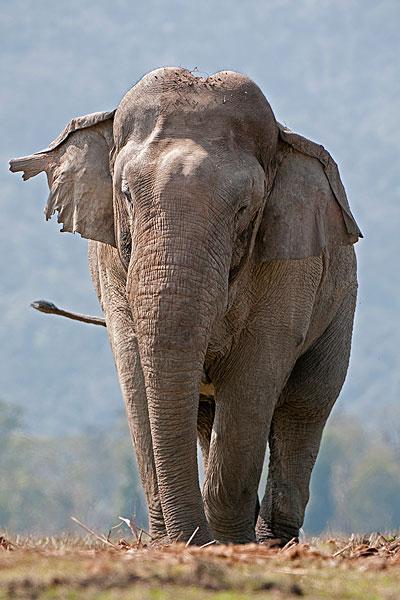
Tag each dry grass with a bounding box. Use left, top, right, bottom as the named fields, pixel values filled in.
left=1, top=531, right=400, bottom=599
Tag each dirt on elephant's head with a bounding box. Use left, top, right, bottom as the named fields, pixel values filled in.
left=114, top=66, right=278, bottom=168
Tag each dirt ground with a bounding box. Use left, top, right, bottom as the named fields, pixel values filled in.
left=1, top=533, right=400, bottom=599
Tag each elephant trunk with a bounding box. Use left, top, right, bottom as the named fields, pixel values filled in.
left=130, top=230, right=227, bottom=544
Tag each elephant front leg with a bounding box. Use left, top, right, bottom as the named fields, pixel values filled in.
left=256, top=292, right=356, bottom=545
left=198, top=396, right=262, bottom=526
left=91, top=248, right=167, bottom=541
left=107, top=314, right=167, bottom=540
left=202, top=344, right=279, bottom=545
left=203, top=312, right=308, bottom=544
left=203, top=388, right=272, bottom=543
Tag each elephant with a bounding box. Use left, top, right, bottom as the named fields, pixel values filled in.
left=10, top=67, right=361, bottom=546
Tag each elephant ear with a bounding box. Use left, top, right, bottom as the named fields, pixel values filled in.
left=255, top=123, right=362, bottom=261
left=9, top=110, right=116, bottom=247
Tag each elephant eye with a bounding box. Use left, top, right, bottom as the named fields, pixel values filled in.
left=237, top=202, right=249, bottom=216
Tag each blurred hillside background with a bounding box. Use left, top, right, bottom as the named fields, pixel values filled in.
left=1, top=0, right=399, bottom=535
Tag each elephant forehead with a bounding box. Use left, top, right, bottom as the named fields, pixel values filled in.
left=124, top=138, right=265, bottom=204
left=156, top=140, right=209, bottom=177
left=115, top=67, right=278, bottom=153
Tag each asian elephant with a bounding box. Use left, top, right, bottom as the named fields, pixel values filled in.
left=10, top=67, right=361, bottom=546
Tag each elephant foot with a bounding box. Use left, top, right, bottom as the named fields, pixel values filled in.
left=209, top=528, right=256, bottom=545
left=149, top=533, right=170, bottom=547
left=257, top=536, right=299, bottom=548
left=256, top=516, right=299, bottom=548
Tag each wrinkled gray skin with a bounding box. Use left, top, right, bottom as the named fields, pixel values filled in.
left=10, top=68, right=360, bottom=545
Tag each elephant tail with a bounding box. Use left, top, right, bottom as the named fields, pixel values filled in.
left=30, top=300, right=106, bottom=327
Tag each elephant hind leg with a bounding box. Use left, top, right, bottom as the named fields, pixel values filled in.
left=256, top=289, right=357, bottom=544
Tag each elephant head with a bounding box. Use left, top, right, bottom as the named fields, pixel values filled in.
left=10, top=67, right=361, bottom=543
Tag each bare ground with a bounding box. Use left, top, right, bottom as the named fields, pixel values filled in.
left=1, top=533, right=400, bottom=599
